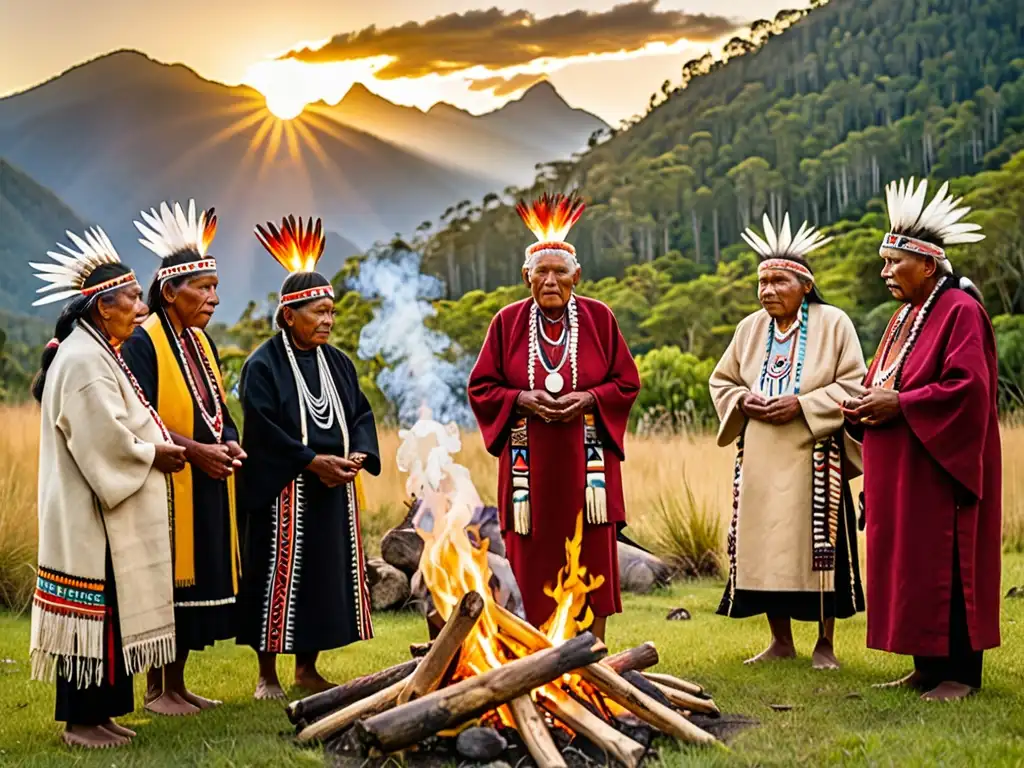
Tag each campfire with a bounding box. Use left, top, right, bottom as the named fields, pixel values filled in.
left=286, top=413, right=722, bottom=766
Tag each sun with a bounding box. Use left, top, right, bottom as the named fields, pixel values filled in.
left=243, top=57, right=395, bottom=120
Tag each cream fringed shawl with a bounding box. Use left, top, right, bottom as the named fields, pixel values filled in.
left=32, top=324, right=176, bottom=688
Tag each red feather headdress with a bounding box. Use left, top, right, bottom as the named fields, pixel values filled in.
left=255, top=216, right=326, bottom=274
left=516, top=192, right=585, bottom=265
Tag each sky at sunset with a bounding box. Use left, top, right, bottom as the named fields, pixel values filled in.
left=1, top=0, right=799, bottom=123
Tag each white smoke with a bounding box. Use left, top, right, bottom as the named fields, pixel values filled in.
left=350, top=245, right=475, bottom=426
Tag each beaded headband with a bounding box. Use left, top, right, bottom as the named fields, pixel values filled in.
left=878, top=232, right=946, bottom=260
left=757, top=258, right=814, bottom=282
left=280, top=284, right=335, bottom=306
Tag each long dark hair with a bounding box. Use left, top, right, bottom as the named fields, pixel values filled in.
left=274, top=271, right=333, bottom=330
left=31, top=262, right=132, bottom=402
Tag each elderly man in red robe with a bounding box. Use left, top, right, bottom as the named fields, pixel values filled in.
left=468, top=193, right=640, bottom=639
left=844, top=178, right=1001, bottom=701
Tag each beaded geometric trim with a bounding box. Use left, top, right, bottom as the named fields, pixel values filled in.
left=526, top=240, right=576, bottom=256
left=157, top=259, right=217, bottom=283
left=280, top=285, right=334, bottom=305
left=879, top=233, right=946, bottom=261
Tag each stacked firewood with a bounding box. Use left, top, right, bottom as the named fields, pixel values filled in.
left=286, top=592, right=721, bottom=767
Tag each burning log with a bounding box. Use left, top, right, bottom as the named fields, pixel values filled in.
left=642, top=672, right=707, bottom=698
left=604, top=642, right=660, bottom=674
left=579, top=664, right=717, bottom=746
left=647, top=681, right=719, bottom=716
left=297, top=679, right=406, bottom=743
left=355, top=632, right=607, bottom=754
left=538, top=692, right=646, bottom=768
left=509, top=695, right=567, bottom=768
left=620, top=670, right=676, bottom=709
left=286, top=659, right=419, bottom=726
left=398, top=591, right=485, bottom=705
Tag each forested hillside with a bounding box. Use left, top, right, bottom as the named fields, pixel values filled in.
left=410, top=0, right=1024, bottom=295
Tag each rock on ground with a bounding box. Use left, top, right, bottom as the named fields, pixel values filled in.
left=366, top=558, right=410, bottom=611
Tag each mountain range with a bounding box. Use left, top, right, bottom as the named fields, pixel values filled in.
left=0, top=50, right=606, bottom=317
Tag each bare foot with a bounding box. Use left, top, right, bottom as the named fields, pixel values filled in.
left=921, top=681, right=976, bottom=701
left=62, top=725, right=129, bottom=749
left=101, top=720, right=137, bottom=738
left=295, top=669, right=336, bottom=694
left=873, top=670, right=932, bottom=691
left=254, top=677, right=286, bottom=700
left=180, top=689, right=222, bottom=710
left=744, top=640, right=796, bottom=665
left=811, top=638, right=840, bottom=670
left=145, top=691, right=201, bottom=716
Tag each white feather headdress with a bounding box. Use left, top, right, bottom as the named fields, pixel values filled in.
left=29, top=227, right=136, bottom=307
left=880, top=178, right=984, bottom=265
left=742, top=213, right=832, bottom=281
left=134, top=200, right=218, bottom=283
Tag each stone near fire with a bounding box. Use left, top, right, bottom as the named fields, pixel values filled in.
left=381, top=526, right=424, bottom=577
left=618, top=542, right=673, bottom=594
left=366, top=558, right=410, bottom=611
left=455, top=726, right=508, bottom=761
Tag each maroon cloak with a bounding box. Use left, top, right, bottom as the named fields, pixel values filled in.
left=862, top=288, right=1002, bottom=657
left=468, top=296, right=640, bottom=627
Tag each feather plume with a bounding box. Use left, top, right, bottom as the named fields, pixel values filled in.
left=135, top=199, right=217, bottom=258
left=742, top=213, right=832, bottom=259
left=515, top=192, right=585, bottom=243
left=883, top=177, right=984, bottom=246
left=30, top=227, right=123, bottom=306
left=254, top=215, right=326, bottom=273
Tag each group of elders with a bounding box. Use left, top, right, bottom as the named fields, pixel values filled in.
left=27, top=174, right=1001, bottom=751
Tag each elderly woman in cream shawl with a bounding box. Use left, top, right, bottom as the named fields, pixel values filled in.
left=29, top=229, right=185, bottom=749
left=710, top=214, right=866, bottom=670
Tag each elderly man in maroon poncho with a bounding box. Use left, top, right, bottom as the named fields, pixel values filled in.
left=468, top=193, right=640, bottom=640
left=844, top=178, right=1001, bottom=701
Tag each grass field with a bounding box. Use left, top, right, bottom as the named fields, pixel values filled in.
left=1, top=559, right=1023, bottom=767
left=2, top=403, right=1024, bottom=765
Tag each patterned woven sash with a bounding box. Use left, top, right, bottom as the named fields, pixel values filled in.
left=509, top=413, right=607, bottom=535
left=811, top=436, right=843, bottom=571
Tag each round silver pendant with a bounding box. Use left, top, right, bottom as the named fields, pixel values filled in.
left=544, top=372, right=564, bottom=394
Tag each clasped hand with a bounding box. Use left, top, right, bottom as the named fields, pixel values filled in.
left=309, top=453, right=366, bottom=488
left=841, top=388, right=901, bottom=426
left=741, top=393, right=802, bottom=425
left=186, top=439, right=246, bottom=480
left=517, top=390, right=595, bottom=423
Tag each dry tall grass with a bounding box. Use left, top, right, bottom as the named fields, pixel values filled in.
left=2, top=402, right=1023, bottom=611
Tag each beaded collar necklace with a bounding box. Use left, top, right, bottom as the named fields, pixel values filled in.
left=871, top=276, right=947, bottom=389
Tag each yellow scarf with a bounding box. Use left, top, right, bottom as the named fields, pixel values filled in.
left=142, top=314, right=239, bottom=590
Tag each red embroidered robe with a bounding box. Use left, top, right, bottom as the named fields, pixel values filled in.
left=861, top=288, right=1002, bottom=656
left=468, top=296, right=640, bottom=627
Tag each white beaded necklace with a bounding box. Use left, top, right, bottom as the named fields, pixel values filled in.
left=281, top=330, right=348, bottom=448
left=528, top=296, right=579, bottom=394
left=872, top=276, right=947, bottom=388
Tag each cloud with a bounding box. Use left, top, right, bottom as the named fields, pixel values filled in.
left=283, top=1, right=738, bottom=80
left=467, top=72, right=547, bottom=97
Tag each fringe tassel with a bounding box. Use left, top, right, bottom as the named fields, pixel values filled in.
left=122, top=631, right=176, bottom=676
left=585, top=486, right=607, bottom=525
left=30, top=602, right=105, bottom=688
left=513, top=500, right=531, bottom=535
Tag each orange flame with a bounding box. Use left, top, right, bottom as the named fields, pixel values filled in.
left=254, top=215, right=326, bottom=273
left=403, top=419, right=604, bottom=730
left=515, top=192, right=585, bottom=243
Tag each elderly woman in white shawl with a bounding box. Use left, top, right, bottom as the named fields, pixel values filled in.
left=29, top=229, right=185, bottom=748
left=710, top=214, right=866, bottom=670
